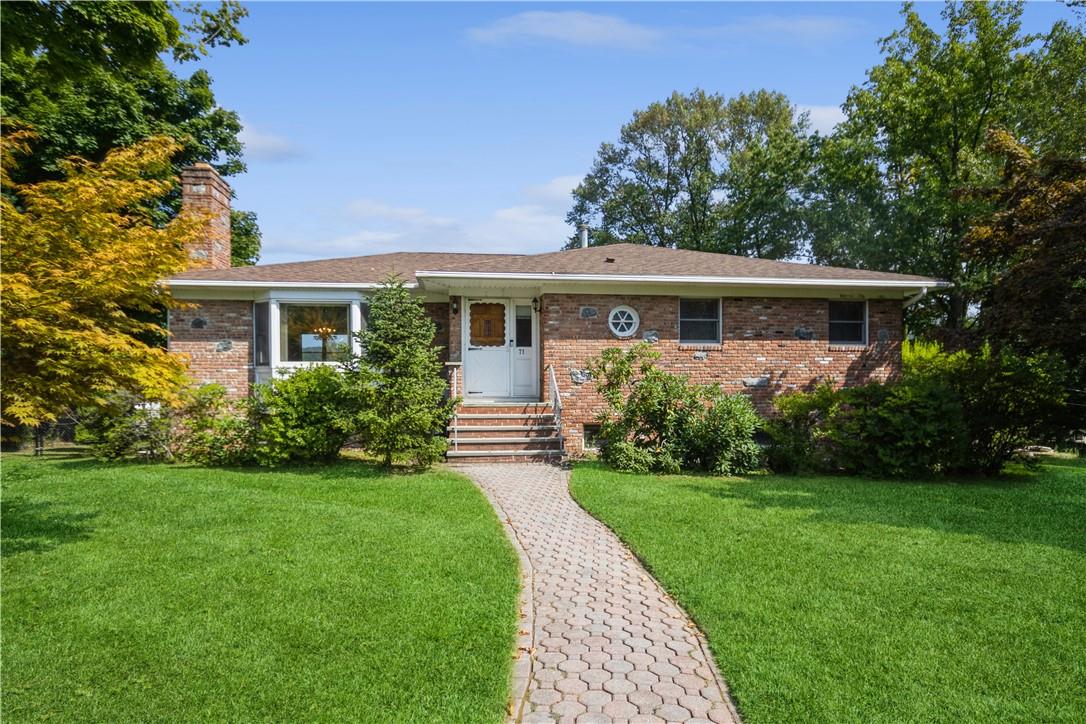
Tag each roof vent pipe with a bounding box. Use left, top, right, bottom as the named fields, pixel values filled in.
left=578, top=223, right=589, bottom=249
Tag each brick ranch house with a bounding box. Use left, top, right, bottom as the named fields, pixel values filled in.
left=167, top=165, right=947, bottom=461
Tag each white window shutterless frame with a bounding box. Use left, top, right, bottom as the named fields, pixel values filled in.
left=258, top=294, right=366, bottom=383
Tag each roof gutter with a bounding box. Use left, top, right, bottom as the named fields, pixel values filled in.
left=415, top=270, right=949, bottom=290
left=165, top=279, right=417, bottom=290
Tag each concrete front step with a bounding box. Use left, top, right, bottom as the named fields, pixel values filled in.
left=448, top=436, right=561, bottom=445
left=450, top=442, right=561, bottom=453
left=450, top=403, right=564, bottom=462
left=456, top=413, right=553, bottom=420
left=452, top=428, right=558, bottom=439
left=447, top=421, right=556, bottom=434
left=446, top=449, right=564, bottom=463
left=459, top=403, right=552, bottom=415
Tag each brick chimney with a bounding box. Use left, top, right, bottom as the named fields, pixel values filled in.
left=181, top=163, right=232, bottom=269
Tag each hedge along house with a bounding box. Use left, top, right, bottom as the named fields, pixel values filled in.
left=167, top=165, right=947, bottom=461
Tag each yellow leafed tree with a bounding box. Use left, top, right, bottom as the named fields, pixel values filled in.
left=2, top=134, right=202, bottom=427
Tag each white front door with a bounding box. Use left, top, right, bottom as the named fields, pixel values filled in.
left=464, top=299, right=511, bottom=397
left=463, top=298, right=539, bottom=399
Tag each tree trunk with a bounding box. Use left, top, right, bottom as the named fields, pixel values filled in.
left=947, top=290, right=967, bottom=330
left=940, top=192, right=971, bottom=331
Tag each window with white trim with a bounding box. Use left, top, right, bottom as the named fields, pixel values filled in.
left=679, top=298, right=721, bottom=344
left=280, top=303, right=351, bottom=361
left=607, top=305, right=639, bottom=338
left=828, top=300, right=867, bottom=345
left=253, top=302, right=270, bottom=366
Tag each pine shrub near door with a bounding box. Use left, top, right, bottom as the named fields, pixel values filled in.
left=345, top=277, right=457, bottom=468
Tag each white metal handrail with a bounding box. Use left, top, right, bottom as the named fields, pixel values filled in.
left=446, top=362, right=461, bottom=451
left=546, top=364, right=562, bottom=430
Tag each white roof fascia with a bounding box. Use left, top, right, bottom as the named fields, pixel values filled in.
left=165, top=280, right=417, bottom=290
left=415, top=270, right=948, bottom=289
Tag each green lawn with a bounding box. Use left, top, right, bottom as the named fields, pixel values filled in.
left=571, top=456, right=1086, bottom=724
left=2, top=455, right=519, bottom=723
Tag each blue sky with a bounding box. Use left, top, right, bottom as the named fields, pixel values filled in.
left=188, top=2, right=1072, bottom=264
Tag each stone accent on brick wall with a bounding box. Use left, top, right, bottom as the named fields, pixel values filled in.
left=180, top=164, right=232, bottom=270
left=541, top=293, right=902, bottom=451
left=170, top=300, right=253, bottom=397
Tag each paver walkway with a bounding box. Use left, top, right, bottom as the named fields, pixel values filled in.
left=459, top=464, right=741, bottom=724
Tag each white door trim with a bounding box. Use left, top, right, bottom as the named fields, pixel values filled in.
left=461, top=297, right=540, bottom=400
left=510, top=298, right=540, bottom=399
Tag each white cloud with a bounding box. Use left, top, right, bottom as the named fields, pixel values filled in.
left=798, top=104, right=846, bottom=135
left=337, top=230, right=402, bottom=244
left=467, top=203, right=572, bottom=250
left=698, top=15, right=866, bottom=50
left=467, top=11, right=865, bottom=54
left=264, top=230, right=403, bottom=261
left=259, top=175, right=579, bottom=262
left=526, top=175, right=582, bottom=207
left=239, top=121, right=302, bottom=162
left=347, top=199, right=457, bottom=226
left=467, top=11, right=662, bottom=50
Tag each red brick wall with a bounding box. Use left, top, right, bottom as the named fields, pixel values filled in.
left=447, top=296, right=463, bottom=363
left=169, top=300, right=253, bottom=397
left=170, top=300, right=448, bottom=399
left=424, top=302, right=451, bottom=364
left=180, top=164, right=232, bottom=270
left=540, top=294, right=902, bottom=451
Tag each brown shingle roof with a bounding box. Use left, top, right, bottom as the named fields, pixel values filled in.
left=168, top=244, right=943, bottom=286
left=426, top=244, right=940, bottom=283
left=169, top=251, right=521, bottom=284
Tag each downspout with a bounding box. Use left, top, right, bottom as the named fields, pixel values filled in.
left=904, top=286, right=929, bottom=308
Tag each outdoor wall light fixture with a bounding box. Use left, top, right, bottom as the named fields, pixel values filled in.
left=451, top=298, right=459, bottom=315
left=532, top=297, right=540, bottom=312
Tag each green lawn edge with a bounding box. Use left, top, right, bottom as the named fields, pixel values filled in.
left=570, top=457, right=1086, bottom=724
left=2, top=456, right=520, bottom=723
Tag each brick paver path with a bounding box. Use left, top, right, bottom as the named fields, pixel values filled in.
left=459, top=464, right=741, bottom=724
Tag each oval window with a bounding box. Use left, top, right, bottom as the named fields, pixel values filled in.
left=607, top=305, right=640, bottom=338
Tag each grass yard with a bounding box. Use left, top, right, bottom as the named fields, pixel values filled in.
left=2, top=455, right=519, bottom=723
left=571, top=456, right=1086, bottom=724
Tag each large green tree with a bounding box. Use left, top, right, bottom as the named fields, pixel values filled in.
left=1, top=134, right=199, bottom=427
left=229, top=209, right=262, bottom=267
left=808, top=1, right=1085, bottom=331
left=1, top=1, right=261, bottom=265
left=567, top=89, right=814, bottom=259
left=964, top=129, right=1086, bottom=391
